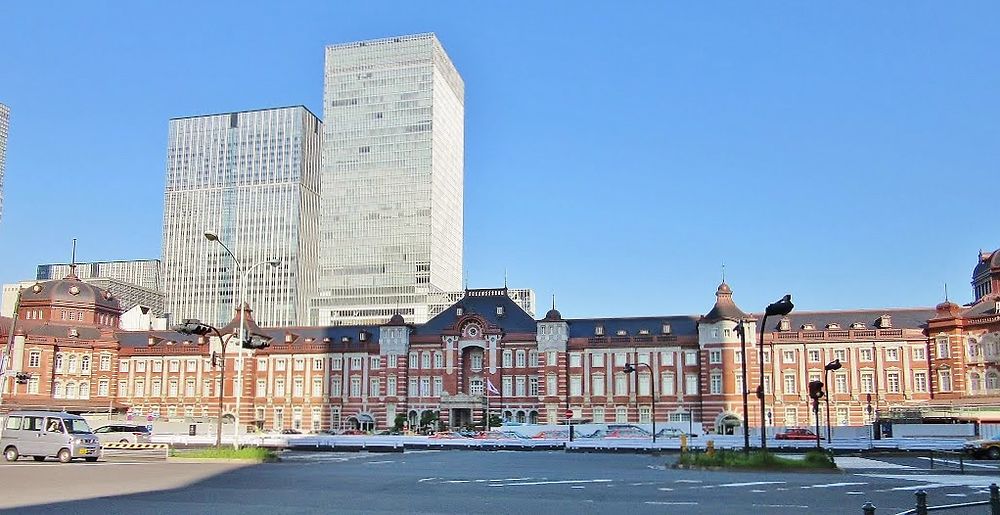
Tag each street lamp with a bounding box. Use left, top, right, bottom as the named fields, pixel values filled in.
left=758, top=294, right=793, bottom=452
left=174, top=319, right=228, bottom=448
left=823, top=359, right=842, bottom=443
left=624, top=362, right=657, bottom=444
left=204, top=230, right=279, bottom=448
left=736, top=320, right=751, bottom=455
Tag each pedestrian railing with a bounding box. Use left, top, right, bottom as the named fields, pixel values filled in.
left=861, top=483, right=1000, bottom=514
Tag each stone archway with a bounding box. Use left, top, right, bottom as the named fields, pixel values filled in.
left=714, top=412, right=742, bottom=435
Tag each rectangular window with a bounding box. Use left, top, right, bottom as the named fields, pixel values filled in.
left=471, top=353, right=483, bottom=371
left=117, top=380, right=127, bottom=397
left=684, top=352, right=697, bottom=366
left=709, top=350, right=722, bottom=364
left=834, top=349, right=847, bottom=362
left=639, top=407, right=651, bottom=423
left=808, top=350, right=820, bottom=363
left=685, top=374, right=698, bottom=395
left=938, top=370, right=952, bottom=392
left=169, top=360, right=180, bottom=373
left=592, top=406, right=605, bottom=423
left=168, top=380, right=179, bottom=397
left=419, top=377, right=430, bottom=397
left=275, top=379, right=286, bottom=397
left=294, top=358, right=305, bottom=371
left=783, top=374, right=796, bottom=394
left=421, top=352, right=431, bottom=369
left=547, top=351, right=557, bottom=366
left=639, top=374, right=651, bottom=396
left=151, top=380, right=162, bottom=396
left=887, top=372, right=900, bottom=393
left=615, top=374, right=627, bottom=395
left=312, top=377, right=322, bottom=397
left=861, top=372, right=874, bottom=394
left=528, top=351, right=538, bottom=367
left=275, top=359, right=286, bottom=372
left=135, top=380, right=145, bottom=397
left=293, top=377, right=304, bottom=397
left=409, top=352, right=419, bottom=369
left=936, top=337, right=950, bottom=359
left=313, top=358, right=323, bottom=371
left=331, top=356, right=343, bottom=369
left=568, top=353, right=581, bottom=368
left=515, top=376, right=526, bottom=396
left=516, top=351, right=526, bottom=368
left=370, top=378, right=380, bottom=397
left=763, top=350, right=771, bottom=363
left=258, top=358, right=268, bottom=371
left=330, top=377, right=342, bottom=396
left=529, top=376, right=539, bottom=396
left=615, top=406, right=628, bottom=423
left=433, top=352, right=443, bottom=369
left=835, top=373, right=847, bottom=394
left=370, top=356, right=381, bottom=369
left=153, top=360, right=163, bottom=373
left=885, top=348, right=898, bottom=361
left=257, top=380, right=267, bottom=397
left=387, top=354, right=397, bottom=368
left=408, top=378, right=417, bottom=396
left=735, top=373, right=743, bottom=394
left=351, top=357, right=363, bottom=370
left=662, top=351, right=675, bottom=366
left=350, top=377, right=361, bottom=397
left=433, top=377, right=442, bottom=397
left=710, top=374, right=722, bottom=394
left=186, top=359, right=197, bottom=372
left=502, top=376, right=513, bottom=397
left=783, top=350, right=795, bottom=364
left=662, top=373, right=675, bottom=395
left=860, top=348, right=873, bottom=362
left=591, top=353, right=604, bottom=367
left=913, top=347, right=926, bottom=361
left=546, top=375, right=557, bottom=396
left=27, top=377, right=39, bottom=394
left=837, top=407, right=850, bottom=426
left=120, top=360, right=130, bottom=373
left=28, top=351, right=41, bottom=368
left=913, top=372, right=927, bottom=392
left=614, top=353, right=626, bottom=367
left=734, top=350, right=743, bottom=364
left=784, top=407, right=798, bottom=427
left=184, top=379, right=195, bottom=397
left=100, top=354, right=111, bottom=371
left=592, top=376, right=605, bottom=396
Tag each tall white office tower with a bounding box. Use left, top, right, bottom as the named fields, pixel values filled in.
left=0, top=103, right=9, bottom=223
left=313, top=33, right=464, bottom=326
left=161, top=106, right=322, bottom=327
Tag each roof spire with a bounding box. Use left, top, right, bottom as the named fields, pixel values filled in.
left=551, top=294, right=556, bottom=311
left=721, top=263, right=726, bottom=283
left=504, top=268, right=508, bottom=289
left=944, top=283, right=949, bottom=302
left=67, top=238, right=79, bottom=279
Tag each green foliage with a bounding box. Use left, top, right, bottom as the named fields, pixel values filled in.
left=677, top=450, right=836, bottom=470
left=488, top=414, right=503, bottom=429
left=393, top=414, right=407, bottom=431
left=170, top=447, right=277, bottom=460
left=419, top=411, right=438, bottom=428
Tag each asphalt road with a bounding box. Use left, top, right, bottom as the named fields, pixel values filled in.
left=1, top=451, right=998, bottom=514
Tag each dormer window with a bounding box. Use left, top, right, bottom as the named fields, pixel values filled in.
left=877, top=315, right=892, bottom=329
left=662, top=323, right=671, bottom=335
left=456, top=307, right=464, bottom=316
left=826, top=323, right=840, bottom=330
left=639, top=329, right=649, bottom=335
left=850, top=322, right=865, bottom=329
left=496, top=306, right=504, bottom=316
left=616, top=329, right=627, bottom=336
left=359, top=331, right=368, bottom=342
left=779, top=318, right=791, bottom=331
left=801, top=323, right=815, bottom=331
left=595, top=325, right=604, bottom=336
left=341, top=336, right=351, bottom=343
left=69, top=328, right=79, bottom=338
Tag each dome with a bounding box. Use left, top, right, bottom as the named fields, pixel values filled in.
left=935, top=300, right=961, bottom=317
left=717, top=282, right=732, bottom=294
left=544, top=308, right=562, bottom=321
left=387, top=313, right=406, bottom=325
left=20, top=275, right=120, bottom=312
left=992, top=250, right=1000, bottom=269
left=702, top=281, right=747, bottom=323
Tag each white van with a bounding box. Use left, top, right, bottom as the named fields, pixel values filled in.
left=1, top=410, right=102, bottom=463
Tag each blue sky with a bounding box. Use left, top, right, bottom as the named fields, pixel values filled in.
left=0, top=1, right=996, bottom=318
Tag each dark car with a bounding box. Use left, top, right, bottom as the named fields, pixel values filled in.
left=775, top=428, right=818, bottom=440
left=280, top=428, right=302, bottom=435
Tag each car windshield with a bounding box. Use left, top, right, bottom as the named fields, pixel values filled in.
left=65, top=419, right=93, bottom=434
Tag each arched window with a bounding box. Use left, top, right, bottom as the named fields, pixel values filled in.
left=68, top=354, right=78, bottom=373
left=987, top=372, right=999, bottom=390
left=54, top=382, right=64, bottom=399
left=78, top=382, right=89, bottom=399
left=81, top=355, right=91, bottom=373
left=65, top=382, right=77, bottom=399
left=969, top=372, right=981, bottom=393
left=54, top=353, right=64, bottom=372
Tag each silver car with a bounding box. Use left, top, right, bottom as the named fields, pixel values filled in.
left=1, top=410, right=101, bottom=463
left=93, top=424, right=152, bottom=445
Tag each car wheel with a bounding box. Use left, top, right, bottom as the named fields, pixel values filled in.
left=32, top=456, right=45, bottom=462
left=57, top=448, right=72, bottom=463
left=119, top=439, right=129, bottom=444
left=987, top=446, right=1000, bottom=460
left=3, top=446, right=19, bottom=462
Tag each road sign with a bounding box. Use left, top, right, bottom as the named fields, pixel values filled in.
left=564, top=409, right=574, bottom=418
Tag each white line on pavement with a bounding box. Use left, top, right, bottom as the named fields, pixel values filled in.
left=645, top=501, right=698, bottom=506
left=750, top=489, right=767, bottom=493
left=365, top=460, right=395, bottom=465
left=945, top=493, right=967, bottom=497
left=801, top=482, right=867, bottom=489
left=674, top=479, right=702, bottom=483
left=916, top=457, right=1000, bottom=469
left=417, top=477, right=438, bottom=482
left=657, top=488, right=674, bottom=491
left=715, top=481, right=786, bottom=488
left=754, top=504, right=809, bottom=509
left=489, top=479, right=613, bottom=487
left=846, top=492, right=865, bottom=495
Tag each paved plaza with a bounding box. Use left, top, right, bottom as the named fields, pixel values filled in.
left=1, top=450, right=998, bottom=514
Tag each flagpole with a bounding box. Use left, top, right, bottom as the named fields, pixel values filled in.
left=0, top=286, right=23, bottom=410
left=486, top=388, right=490, bottom=432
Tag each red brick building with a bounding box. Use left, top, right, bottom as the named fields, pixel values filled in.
left=2, top=251, right=998, bottom=432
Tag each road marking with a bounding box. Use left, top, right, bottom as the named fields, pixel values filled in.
left=754, top=504, right=809, bottom=509
left=890, top=484, right=949, bottom=491
left=802, top=482, right=867, bottom=489
left=571, top=486, right=585, bottom=489
left=657, top=487, right=674, bottom=491
left=775, top=487, right=789, bottom=491
left=675, top=479, right=702, bottom=483
left=860, top=474, right=997, bottom=490
left=630, top=482, right=656, bottom=486
left=836, top=457, right=912, bottom=469
left=445, top=480, right=471, bottom=483
left=846, top=492, right=865, bottom=495
left=489, top=479, right=613, bottom=487
left=750, top=489, right=767, bottom=493
left=645, top=501, right=698, bottom=506
left=418, top=477, right=438, bottom=482
left=365, top=460, right=394, bottom=465
left=945, top=493, right=967, bottom=497
left=488, top=477, right=533, bottom=482
left=715, top=481, right=786, bottom=488
left=916, top=457, right=1000, bottom=469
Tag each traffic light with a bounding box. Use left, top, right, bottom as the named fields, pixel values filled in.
left=808, top=380, right=825, bottom=400
left=242, top=334, right=271, bottom=350
left=755, top=384, right=764, bottom=399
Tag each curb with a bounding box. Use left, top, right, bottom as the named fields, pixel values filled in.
left=166, top=456, right=280, bottom=464
left=671, top=463, right=844, bottom=474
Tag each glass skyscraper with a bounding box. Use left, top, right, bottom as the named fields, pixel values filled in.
left=312, top=33, right=464, bottom=326
left=161, top=106, right=321, bottom=327
left=0, top=103, right=9, bottom=224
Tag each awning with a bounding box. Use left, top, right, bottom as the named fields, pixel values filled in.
left=355, top=413, right=374, bottom=424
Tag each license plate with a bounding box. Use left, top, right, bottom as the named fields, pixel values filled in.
left=81, top=449, right=93, bottom=455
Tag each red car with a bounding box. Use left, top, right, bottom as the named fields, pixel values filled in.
left=775, top=428, right=818, bottom=440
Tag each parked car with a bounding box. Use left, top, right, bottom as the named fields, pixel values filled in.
left=428, top=431, right=464, bottom=439
left=92, top=424, right=152, bottom=445
left=1, top=410, right=101, bottom=463
left=775, top=428, right=818, bottom=440
left=340, top=429, right=366, bottom=436
left=655, top=427, right=686, bottom=438
left=280, top=428, right=302, bottom=435
left=963, top=437, right=1000, bottom=460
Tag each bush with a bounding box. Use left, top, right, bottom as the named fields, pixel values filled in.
left=677, top=450, right=836, bottom=470
left=170, top=447, right=277, bottom=460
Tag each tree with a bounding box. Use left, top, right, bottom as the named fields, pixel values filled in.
left=488, top=414, right=503, bottom=429
left=420, top=410, right=438, bottom=429
left=393, top=414, right=407, bottom=431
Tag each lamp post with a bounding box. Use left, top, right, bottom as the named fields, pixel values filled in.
left=175, top=319, right=228, bottom=448
left=758, top=294, right=794, bottom=452
left=823, top=359, right=842, bottom=443
left=737, top=320, right=751, bottom=455
left=204, top=230, right=279, bottom=448
left=624, top=362, right=657, bottom=443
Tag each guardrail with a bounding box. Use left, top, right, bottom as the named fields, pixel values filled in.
left=861, top=484, right=999, bottom=514
left=100, top=442, right=170, bottom=461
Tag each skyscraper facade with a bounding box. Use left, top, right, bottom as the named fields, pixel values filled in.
left=0, top=103, right=9, bottom=223
left=312, top=33, right=465, bottom=326
left=161, top=106, right=322, bottom=327
left=37, top=259, right=161, bottom=291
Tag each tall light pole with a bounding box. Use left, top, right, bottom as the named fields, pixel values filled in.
left=758, top=294, right=793, bottom=452
left=824, top=359, right=842, bottom=443
left=736, top=319, right=751, bottom=455
left=204, top=231, right=279, bottom=448
left=174, top=319, right=228, bottom=448
left=624, top=362, right=657, bottom=444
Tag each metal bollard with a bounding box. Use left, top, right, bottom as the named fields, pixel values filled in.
left=861, top=501, right=876, bottom=515
left=706, top=440, right=715, bottom=457
left=990, top=483, right=999, bottom=515
left=959, top=453, right=964, bottom=474
left=915, top=490, right=928, bottom=515
left=680, top=434, right=688, bottom=453
left=928, top=451, right=934, bottom=469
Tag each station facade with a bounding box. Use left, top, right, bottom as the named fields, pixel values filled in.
left=2, top=250, right=998, bottom=432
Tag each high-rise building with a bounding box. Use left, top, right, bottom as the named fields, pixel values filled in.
left=161, top=106, right=322, bottom=327
left=37, top=259, right=161, bottom=291
left=0, top=103, right=9, bottom=223
left=312, top=33, right=464, bottom=326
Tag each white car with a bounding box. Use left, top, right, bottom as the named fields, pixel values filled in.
left=93, top=424, right=152, bottom=445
